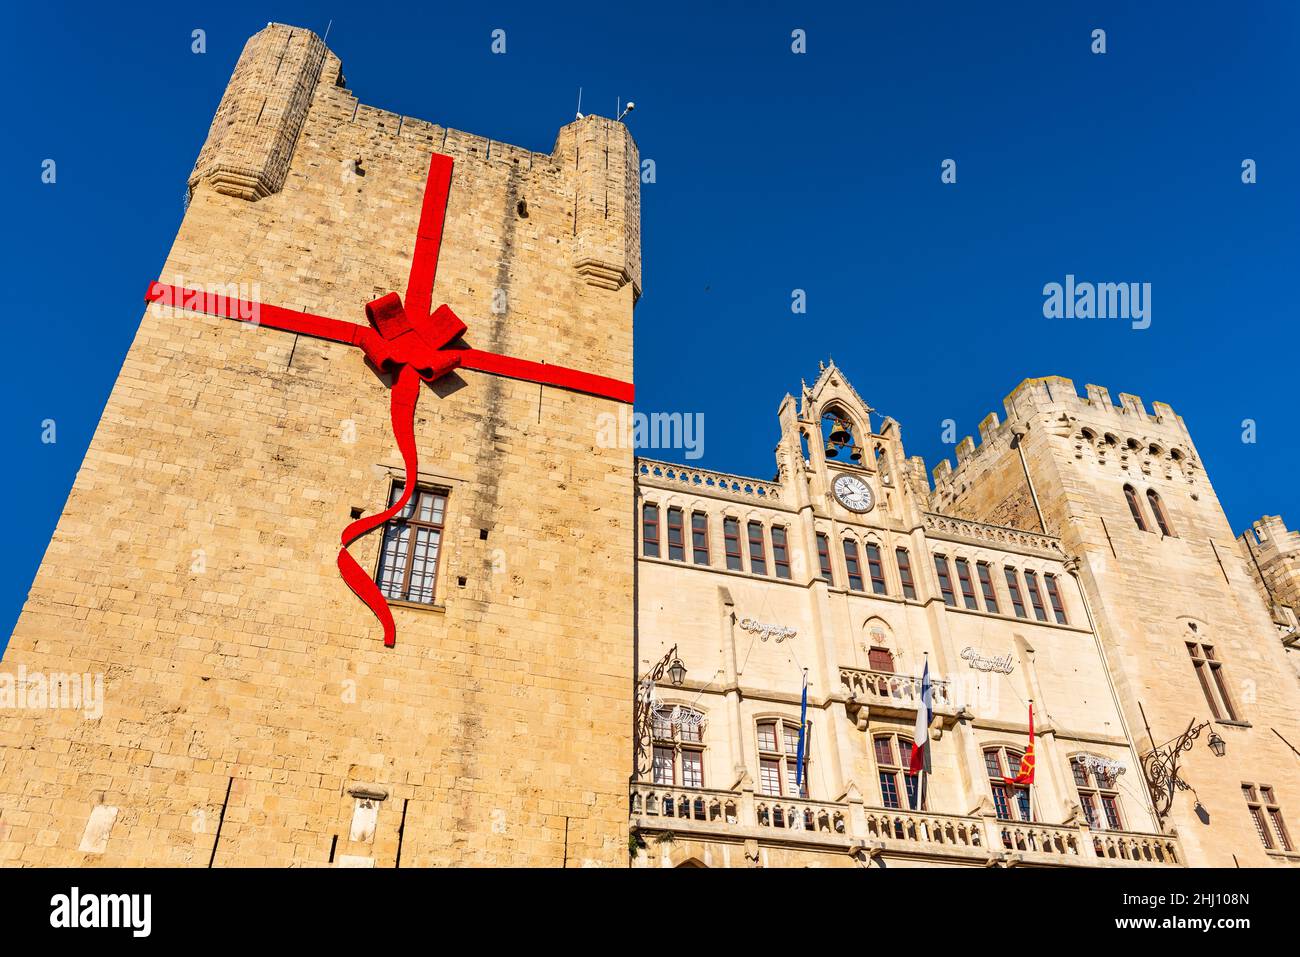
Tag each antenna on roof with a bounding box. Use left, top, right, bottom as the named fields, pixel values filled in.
left=616, top=99, right=636, bottom=122
left=575, top=86, right=584, bottom=120
left=323, top=19, right=333, bottom=42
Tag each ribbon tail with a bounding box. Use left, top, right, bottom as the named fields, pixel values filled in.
left=336, top=365, right=423, bottom=647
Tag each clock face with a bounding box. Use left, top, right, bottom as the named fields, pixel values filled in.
left=832, top=474, right=875, bottom=513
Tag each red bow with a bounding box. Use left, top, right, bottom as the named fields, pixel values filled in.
left=145, top=152, right=632, bottom=646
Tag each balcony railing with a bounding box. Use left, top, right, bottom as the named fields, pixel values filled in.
left=629, top=782, right=1183, bottom=867
left=839, top=667, right=957, bottom=727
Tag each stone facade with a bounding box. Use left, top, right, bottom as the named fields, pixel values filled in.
left=0, top=24, right=638, bottom=867
left=632, top=369, right=1300, bottom=868
left=1237, top=516, right=1300, bottom=683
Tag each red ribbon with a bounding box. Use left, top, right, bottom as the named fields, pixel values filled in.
left=145, top=152, right=633, bottom=645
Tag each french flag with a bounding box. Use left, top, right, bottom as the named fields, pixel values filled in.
left=909, top=659, right=933, bottom=774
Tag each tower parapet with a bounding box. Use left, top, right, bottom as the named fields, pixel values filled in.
left=190, top=23, right=332, bottom=201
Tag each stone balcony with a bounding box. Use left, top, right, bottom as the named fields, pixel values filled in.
left=629, top=781, right=1183, bottom=867
left=839, top=667, right=962, bottom=728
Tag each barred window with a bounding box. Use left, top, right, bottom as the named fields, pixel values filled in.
left=376, top=484, right=447, bottom=605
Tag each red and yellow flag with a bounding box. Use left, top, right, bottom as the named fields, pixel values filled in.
left=1004, top=703, right=1036, bottom=785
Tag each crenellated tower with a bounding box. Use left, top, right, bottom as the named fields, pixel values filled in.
left=928, top=376, right=1300, bottom=866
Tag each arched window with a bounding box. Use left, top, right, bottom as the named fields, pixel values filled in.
left=1123, top=485, right=1149, bottom=532
left=651, top=706, right=706, bottom=788
left=1071, top=757, right=1123, bottom=830
left=874, top=733, right=924, bottom=810
left=985, top=747, right=1033, bottom=821
left=1146, top=489, right=1175, bottom=537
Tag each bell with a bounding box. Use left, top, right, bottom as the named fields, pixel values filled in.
left=849, top=445, right=863, bottom=463
left=827, top=419, right=852, bottom=447
left=824, top=441, right=839, bottom=458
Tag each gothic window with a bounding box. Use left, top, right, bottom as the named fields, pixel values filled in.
left=874, top=734, right=924, bottom=810
left=651, top=706, right=706, bottom=788
left=666, top=507, right=685, bottom=561
left=896, top=547, right=917, bottom=599
left=691, top=511, right=710, bottom=565
left=1004, top=567, right=1027, bottom=618
left=642, top=502, right=660, bottom=557
left=1186, top=641, right=1238, bottom=721
left=843, top=539, right=865, bottom=592
left=1071, top=758, right=1123, bottom=830
left=985, top=747, right=1033, bottom=821
left=1147, top=489, right=1175, bottom=537
left=747, top=521, right=768, bottom=576
left=934, top=554, right=956, bottom=606
left=1023, top=571, right=1048, bottom=622
left=816, top=533, right=834, bottom=585
left=376, top=484, right=447, bottom=606
left=1124, top=484, right=1149, bottom=532
left=977, top=562, right=1000, bottom=614
left=772, top=526, right=792, bottom=580
left=756, top=718, right=808, bottom=797
left=1241, top=785, right=1292, bottom=852
left=954, top=558, right=979, bottom=610
left=1044, top=573, right=1068, bottom=624
left=723, top=517, right=743, bottom=570
left=866, top=542, right=887, bottom=594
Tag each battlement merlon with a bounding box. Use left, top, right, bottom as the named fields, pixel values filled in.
left=187, top=23, right=642, bottom=300
left=929, top=376, right=1200, bottom=498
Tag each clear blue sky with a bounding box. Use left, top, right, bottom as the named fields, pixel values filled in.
left=2, top=2, right=1296, bottom=648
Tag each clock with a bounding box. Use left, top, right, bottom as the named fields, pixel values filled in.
left=832, top=474, right=875, bottom=513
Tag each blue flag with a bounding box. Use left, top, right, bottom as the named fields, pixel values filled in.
left=795, top=673, right=808, bottom=790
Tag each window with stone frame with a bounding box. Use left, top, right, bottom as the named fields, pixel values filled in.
left=896, top=547, right=917, bottom=599
left=642, top=502, right=660, bottom=557
left=1147, top=488, right=1176, bottom=537
left=934, top=554, right=956, bottom=606
left=666, top=506, right=685, bottom=561
left=866, top=542, right=888, bottom=594
left=1071, top=757, right=1124, bottom=830
left=691, top=511, right=710, bottom=565
left=723, top=516, right=743, bottom=570
left=977, top=562, right=1000, bottom=614
left=747, top=521, right=768, bottom=576
left=1003, top=566, right=1028, bottom=618
left=1124, top=484, right=1149, bottom=532
left=756, top=718, right=809, bottom=798
left=1241, top=784, right=1292, bottom=852
left=1044, top=573, right=1068, bottom=624
left=816, top=532, right=834, bottom=585
left=843, top=539, right=865, bottom=592
left=1023, top=570, right=1049, bottom=622
left=1186, top=640, right=1238, bottom=721
left=954, top=558, right=979, bottom=610
left=376, top=483, right=448, bottom=606
left=772, top=525, right=792, bottom=580
left=874, top=733, right=924, bottom=810
left=650, top=706, right=706, bottom=789
left=984, top=747, right=1033, bottom=821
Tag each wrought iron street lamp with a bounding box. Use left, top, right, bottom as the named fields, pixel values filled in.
left=634, top=645, right=687, bottom=778
left=1139, top=707, right=1227, bottom=824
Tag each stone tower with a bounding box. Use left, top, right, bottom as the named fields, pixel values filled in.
left=0, top=23, right=640, bottom=866
left=931, top=377, right=1300, bottom=866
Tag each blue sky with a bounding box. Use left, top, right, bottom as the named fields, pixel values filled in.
left=1, top=2, right=1296, bottom=645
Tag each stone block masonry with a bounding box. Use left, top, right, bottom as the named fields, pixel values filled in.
left=0, top=23, right=639, bottom=867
